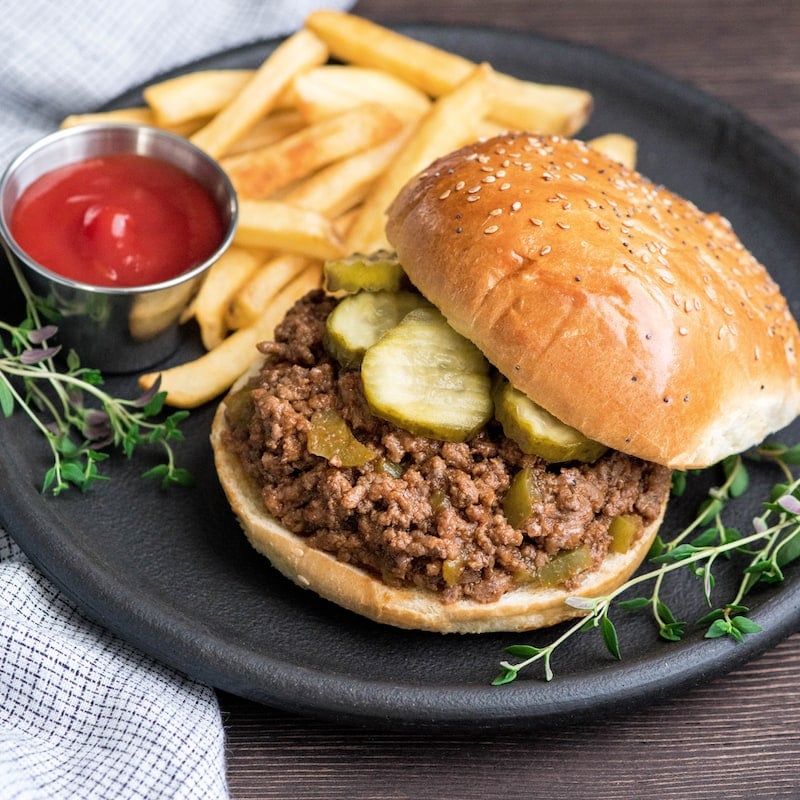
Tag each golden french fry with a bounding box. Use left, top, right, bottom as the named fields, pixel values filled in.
left=144, top=70, right=254, bottom=127
left=186, top=246, right=268, bottom=350
left=226, top=253, right=316, bottom=330
left=290, top=65, right=431, bottom=124
left=139, top=261, right=322, bottom=408
left=305, top=10, right=592, bottom=136
left=221, top=102, right=402, bottom=199
left=225, top=109, right=307, bottom=156
left=60, top=108, right=208, bottom=137
left=281, top=126, right=411, bottom=218
left=345, top=63, right=493, bottom=253
left=333, top=208, right=359, bottom=241
left=489, top=73, right=592, bottom=136
left=190, top=29, right=328, bottom=159
left=61, top=107, right=155, bottom=128
left=234, top=199, right=345, bottom=260
left=587, top=133, right=638, bottom=170
left=305, top=10, right=469, bottom=96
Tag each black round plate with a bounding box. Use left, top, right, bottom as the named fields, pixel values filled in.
left=2, top=25, right=800, bottom=730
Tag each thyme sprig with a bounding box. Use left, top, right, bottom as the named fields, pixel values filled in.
left=0, top=243, right=193, bottom=494
left=494, top=448, right=800, bottom=685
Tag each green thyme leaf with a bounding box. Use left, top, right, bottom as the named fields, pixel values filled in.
left=0, top=242, right=193, bottom=494
left=493, top=442, right=800, bottom=684
left=600, top=615, right=620, bottom=659
left=616, top=596, right=651, bottom=611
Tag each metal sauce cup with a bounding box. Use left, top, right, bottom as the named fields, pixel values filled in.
left=0, top=123, right=237, bottom=373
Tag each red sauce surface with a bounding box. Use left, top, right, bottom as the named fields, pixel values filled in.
left=10, top=153, right=225, bottom=287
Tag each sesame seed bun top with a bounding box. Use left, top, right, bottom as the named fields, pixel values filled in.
left=385, top=133, right=800, bottom=469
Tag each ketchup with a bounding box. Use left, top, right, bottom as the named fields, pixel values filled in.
left=10, top=153, right=225, bottom=288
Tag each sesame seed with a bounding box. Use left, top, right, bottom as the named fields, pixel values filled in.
left=439, top=189, right=451, bottom=200
left=557, top=221, right=570, bottom=230
left=540, top=245, right=552, bottom=256
left=656, top=269, right=676, bottom=285
left=511, top=201, right=522, bottom=212
left=499, top=183, right=511, bottom=191
left=483, top=175, right=496, bottom=184
left=597, top=220, right=610, bottom=231
left=466, top=195, right=480, bottom=203
left=530, top=217, right=543, bottom=226
left=484, top=225, right=499, bottom=234
left=468, top=185, right=481, bottom=193
left=455, top=181, right=465, bottom=190
left=489, top=207, right=503, bottom=216
left=679, top=327, right=688, bottom=335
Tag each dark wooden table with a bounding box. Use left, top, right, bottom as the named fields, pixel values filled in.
left=220, top=3, right=800, bottom=797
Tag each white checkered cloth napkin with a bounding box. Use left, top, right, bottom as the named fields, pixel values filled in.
left=0, top=1, right=351, bottom=797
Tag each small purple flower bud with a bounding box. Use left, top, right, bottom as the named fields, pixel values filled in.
left=777, top=494, right=800, bottom=516
left=20, top=345, right=61, bottom=364
left=753, top=517, right=768, bottom=533
left=132, top=376, right=162, bottom=407
left=28, top=325, right=59, bottom=345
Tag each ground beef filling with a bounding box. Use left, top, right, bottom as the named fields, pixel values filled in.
left=222, top=290, right=672, bottom=604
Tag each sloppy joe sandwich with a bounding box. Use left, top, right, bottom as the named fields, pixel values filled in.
left=211, top=133, right=800, bottom=633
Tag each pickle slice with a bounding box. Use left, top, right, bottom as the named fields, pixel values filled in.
left=502, top=467, right=541, bottom=529
left=361, top=307, right=493, bottom=442
left=493, top=378, right=607, bottom=463
left=324, top=290, right=430, bottom=368
left=609, top=514, right=642, bottom=553
left=323, top=250, right=407, bottom=294
left=307, top=409, right=376, bottom=467
left=537, top=546, right=593, bottom=588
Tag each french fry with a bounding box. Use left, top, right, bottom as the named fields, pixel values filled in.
left=190, top=29, right=328, bottom=159
left=61, top=107, right=154, bottom=128
left=143, top=70, right=254, bottom=127
left=184, top=246, right=268, bottom=350
left=281, top=126, right=411, bottom=218
left=234, top=199, right=345, bottom=260
left=488, top=74, right=593, bottom=136
left=345, top=63, right=493, bottom=253
left=289, top=65, right=431, bottom=124
left=60, top=108, right=208, bottom=137
left=226, top=253, right=315, bottom=330
left=220, top=102, right=403, bottom=199
left=225, top=109, right=307, bottom=156
left=139, top=261, right=322, bottom=408
left=305, top=10, right=592, bottom=136
left=587, top=133, right=638, bottom=170
left=305, top=10, right=471, bottom=97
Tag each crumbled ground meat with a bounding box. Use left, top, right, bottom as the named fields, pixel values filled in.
left=222, top=290, right=672, bottom=604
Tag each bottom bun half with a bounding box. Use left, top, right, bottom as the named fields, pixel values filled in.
left=211, top=374, right=668, bottom=635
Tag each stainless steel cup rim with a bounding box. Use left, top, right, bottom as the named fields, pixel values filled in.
left=0, top=122, right=238, bottom=296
